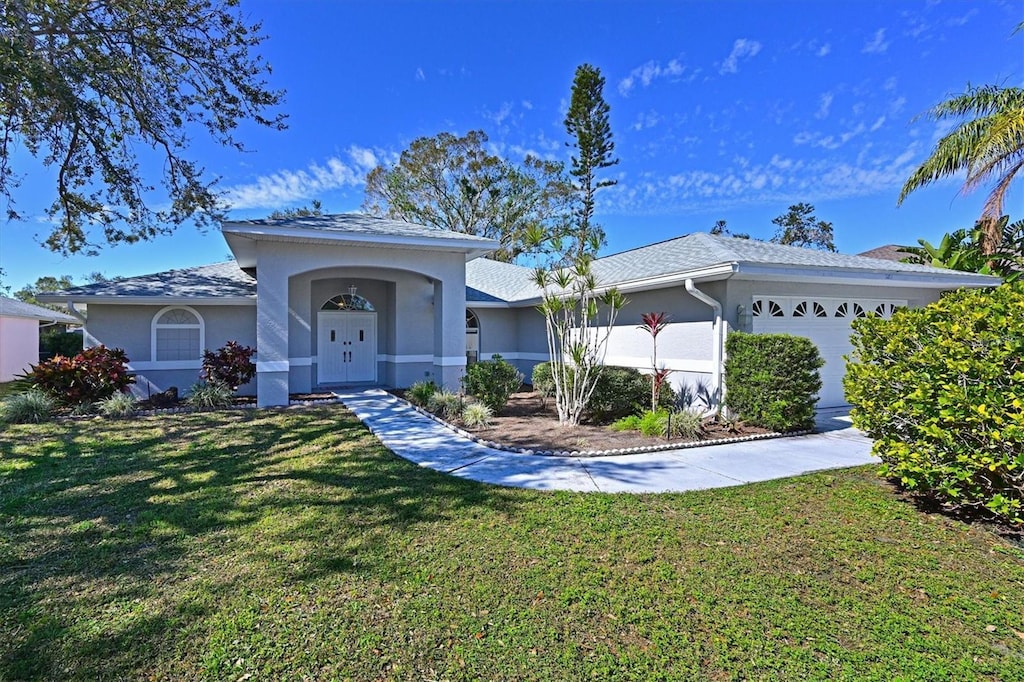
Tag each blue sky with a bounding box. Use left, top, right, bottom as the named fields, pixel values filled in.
left=2, top=0, right=1022, bottom=290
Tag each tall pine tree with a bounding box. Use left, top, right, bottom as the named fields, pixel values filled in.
left=564, top=64, right=619, bottom=262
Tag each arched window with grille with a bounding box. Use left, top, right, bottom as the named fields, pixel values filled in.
left=152, top=306, right=204, bottom=362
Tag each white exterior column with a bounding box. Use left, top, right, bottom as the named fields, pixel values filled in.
left=432, top=272, right=466, bottom=390
left=256, top=254, right=291, bottom=407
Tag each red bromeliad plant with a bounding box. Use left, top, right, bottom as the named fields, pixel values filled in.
left=638, top=312, right=671, bottom=411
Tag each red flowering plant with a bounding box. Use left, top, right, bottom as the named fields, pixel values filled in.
left=638, top=312, right=671, bottom=412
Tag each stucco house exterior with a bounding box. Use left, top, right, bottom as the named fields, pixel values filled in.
left=0, top=296, right=79, bottom=382
left=39, top=214, right=998, bottom=408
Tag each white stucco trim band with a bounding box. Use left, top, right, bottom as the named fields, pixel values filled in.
left=256, top=361, right=290, bottom=373
left=378, top=354, right=434, bottom=363
left=434, top=356, right=468, bottom=366
left=128, top=360, right=203, bottom=371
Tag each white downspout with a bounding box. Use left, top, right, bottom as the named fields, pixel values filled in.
left=684, top=279, right=726, bottom=405
left=66, top=301, right=94, bottom=348
left=66, top=301, right=87, bottom=324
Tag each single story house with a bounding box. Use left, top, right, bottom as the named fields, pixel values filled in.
left=38, top=214, right=998, bottom=408
left=0, top=296, right=80, bottom=382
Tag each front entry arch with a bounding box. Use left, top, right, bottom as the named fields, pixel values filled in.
left=317, top=293, right=377, bottom=384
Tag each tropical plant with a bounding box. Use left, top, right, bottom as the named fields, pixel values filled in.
left=1, top=0, right=285, bottom=255
left=201, top=341, right=256, bottom=391
left=529, top=63, right=624, bottom=427
left=186, top=381, right=234, bottom=409
left=845, top=283, right=1024, bottom=526
left=462, top=354, right=523, bottom=413
left=898, top=81, right=1024, bottom=256
left=25, top=345, right=134, bottom=406
left=0, top=389, right=55, bottom=424
left=900, top=216, right=1024, bottom=281
left=638, top=312, right=671, bottom=411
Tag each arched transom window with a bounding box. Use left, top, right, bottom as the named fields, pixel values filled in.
left=321, top=294, right=375, bottom=312
left=152, top=306, right=204, bottom=361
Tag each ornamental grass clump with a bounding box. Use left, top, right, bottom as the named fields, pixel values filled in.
left=185, top=381, right=234, bottom=409
left=845, top=282, right=1024, bottom=526
left=427, top=390, right=462, bottom=422
left=0, top=389, right=55, bottom=424
left=406, top=380, right=438, bottom=408
left=98, top=392, right=137, bottom=418
left=461, top=402, right=493, bottom=429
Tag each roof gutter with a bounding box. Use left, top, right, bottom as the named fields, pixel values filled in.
left=684, top=279, right=725, bottom=406
left=66, top=301, right=87, bottom=324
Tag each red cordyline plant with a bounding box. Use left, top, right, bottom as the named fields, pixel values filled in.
left=638, top=312, right=671, bottom=411
left=26, top=345, right=134, bottom=405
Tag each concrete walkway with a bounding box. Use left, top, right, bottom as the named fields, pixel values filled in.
left=335, top=388, right=879, bottom=493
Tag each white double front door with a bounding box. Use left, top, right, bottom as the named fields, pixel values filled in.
left=317, top=312, right=377, bottom=384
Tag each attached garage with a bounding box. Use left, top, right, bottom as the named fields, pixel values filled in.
left=751, top=295, right=904, bottom=407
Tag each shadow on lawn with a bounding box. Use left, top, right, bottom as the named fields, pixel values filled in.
left=0, top=405, right=518, bottom=679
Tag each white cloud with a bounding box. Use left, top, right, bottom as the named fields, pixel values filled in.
left=816, top=43, right=831, bottom=57
left=485, top=101, right=514, bottom=126
left=862, top=28, right=890, bottom=54
left=223, top=147, right=377, bottom=210
left=815, top=92, right=834, bottom=119
left=521, top=100, right=533, bottom=110
left=415, top=67, right=425, bottom=81
left=719, top=39, right=762, bottom=75
left=946, top=8, right=977, bottom=27
left=631, top=110, right=662, bottom=131
left=618, top=58, right=686, bottom=96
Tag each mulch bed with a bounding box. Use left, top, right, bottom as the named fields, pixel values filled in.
left=395, top=389, right=773, bottom=453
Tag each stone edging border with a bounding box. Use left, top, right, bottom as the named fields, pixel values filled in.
left=392, top=395, right=812, bottom=458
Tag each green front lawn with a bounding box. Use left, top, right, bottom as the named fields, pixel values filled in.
left=1, top=406, right=1022, bottom=680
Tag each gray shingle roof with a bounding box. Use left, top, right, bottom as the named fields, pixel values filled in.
left=0, top=296, right=79, bottom=323
left=858, top=244, right=914, bottom=262
left=592, top=232, right=960, bottom=285
left=226, top=213, right=497, bottom=244
left=465, top=258, right=541, bottom=303
left=42, top=262, right=256, bottom=300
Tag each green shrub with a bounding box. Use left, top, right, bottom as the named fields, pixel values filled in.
left=531, top=362, right=554, bottom=399
left=98, top=392, right=137, bottom=418
left=186, top=381, right=233, bottom=409
left=461, top=402, right=493, bottom=429
left=462, top=354, right=523, bottom=413
left=610, top=414, right=642, bottom=432
left=585, top=367, right=675, bottom=423
left=0, top=389, right=55, bottom=424
left=637, top=410, right=667, bottom=437
left=40, top=329, right=82, bottom=359
left=200, top=341, right=256, bottom=390
left=427, top=390, right=463, bottom=421
left=406, top=380, right=438, bottom=408
left=724, top=332, right=823, bottom=432
left=845, top=283, right=1024, bottom=526
left=667, top=409, right=704, bottom=439
left=25, top=345, right=134, bottom=406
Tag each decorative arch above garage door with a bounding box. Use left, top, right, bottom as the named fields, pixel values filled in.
left=750, top=296, right=905, bottom=408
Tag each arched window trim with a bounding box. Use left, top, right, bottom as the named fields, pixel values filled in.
left=320, top=294, right=375, bottom=312
left=151, top=305, right=205, bottom=363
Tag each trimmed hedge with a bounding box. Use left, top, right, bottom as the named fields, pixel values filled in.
left=845, top=283, right=1024, bottom=526
left=724, top=332, right=823, bottom=432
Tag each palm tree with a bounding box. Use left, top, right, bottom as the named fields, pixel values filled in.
left=898, top=84, right=1024, bottom=255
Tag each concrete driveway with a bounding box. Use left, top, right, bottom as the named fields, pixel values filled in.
left=336, top=389, right=878, bottom=493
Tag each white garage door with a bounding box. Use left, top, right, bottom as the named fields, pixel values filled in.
left=751, top=296, right=904, bottom=408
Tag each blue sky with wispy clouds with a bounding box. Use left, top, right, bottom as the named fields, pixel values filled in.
left=2, top=0, right=1021, bottom=288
